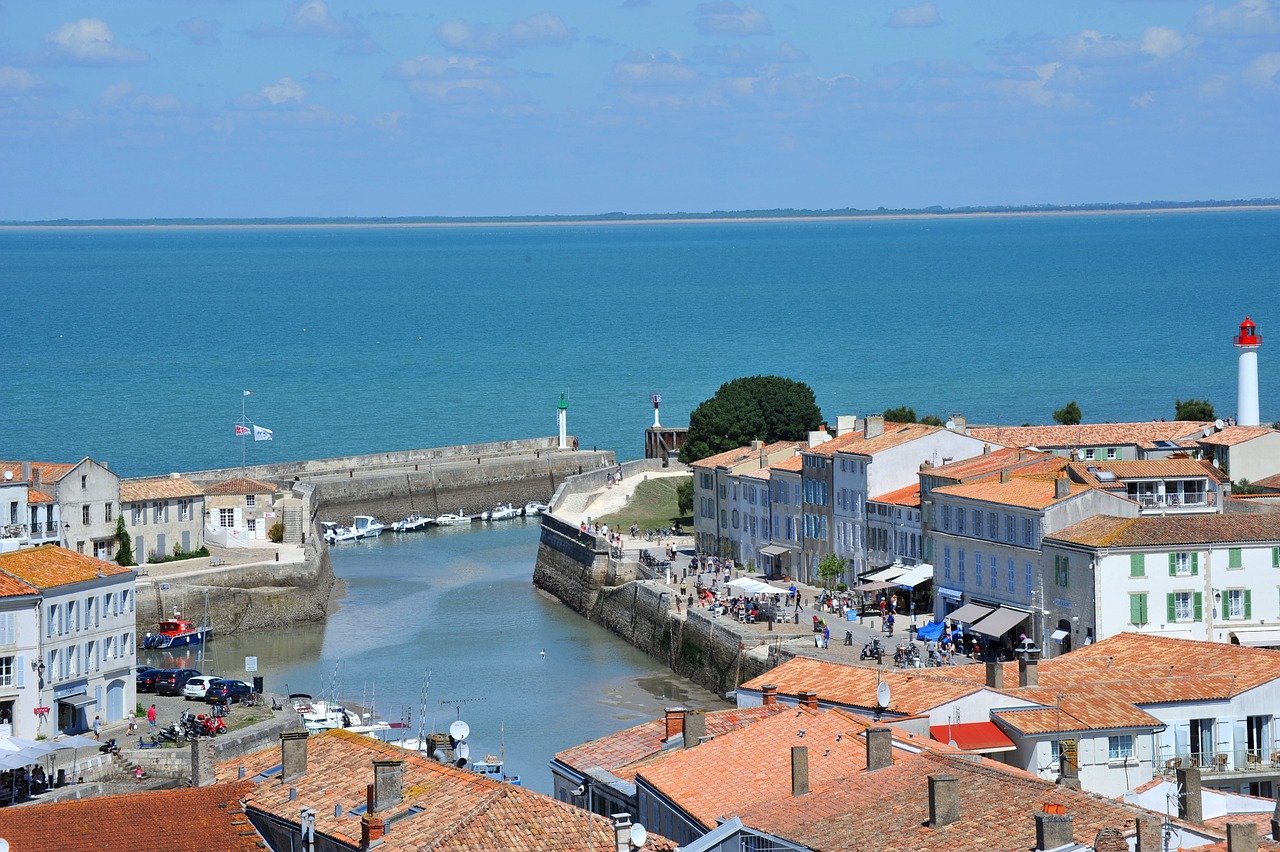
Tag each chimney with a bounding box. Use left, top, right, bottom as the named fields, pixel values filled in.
left=613, top=813, right=634, bottom=852
left=1227, top=822, right=1259, bottom=852
left=32, top=468, right=41, bottom=491
left=280, top=731, right=309, bottom=782
left=361, top=812, right=386, bottom=849
left=1035, top=804, right=1074, bottom=852
left=927, top=775, right=959, bottom=828
left=191, top=738, right=217, bottom=787
left=983, top=443, right=991, bottom=455
left=866, top=727, right=893, bottom=771
left=665, top=708, right=687, bottom=740
left=835, top=415, right=858, bottom=437
left=759, top=442, right=768, bottom=468
left=682, top=710, right=706, bottom=748
left=985, top=661, right=1004, bottom=689
left=761, top=685, right=777, bottom=707
left=797, top=691, right=818, bottom=710
left=1176, top=766, right=1203, bottom=825
left=952, top=415, right=967, bottom=434
left=1135, top=815, right=1162, bottom=852
left=791, top=745, right=809, bottom=796
left=21, top=462, right=31, bottom=481
left=1093, top=827, right=1128, bottom=852
left=372, top=759, right=404, bottom=812
left=866, top=416, right=885, bottom=439
left=1019, top=655, right=1039, bottom=688
left=1054, top=471, right=1070, bottom=500
left=1000, top=469, right=1011, bottom=483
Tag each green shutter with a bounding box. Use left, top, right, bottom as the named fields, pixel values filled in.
left=1169, top=553, right=1177, bottom=577
left=1191, top=552, right=1200, bottom=575
left=1245, top=589, right=1253, bottom=619
left=1130, top=553, right=1145, bottom=577
left=1130, top=594, right=1145, bottom=625
left=1167, top=593, right=1176, bottom=622
left=1193, top=591, right=1203, bottom=622
left=1273, top=546, right=1279, bottom=568
left=1230, top=548, right=1243, bottom=568
left=1063, top=557, right=1069, bottom=587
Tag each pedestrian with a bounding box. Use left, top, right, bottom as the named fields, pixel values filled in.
left=886, top=612, right=895, bottom=637
left=127, top=711, right=137, bottom=736
left=147, top=703, right=157, bottom=733
left=135, top=766, right=144, bottom=785
left=93, top=715, right=101, bottom=740
left=822, top=624, right=831, bottom=649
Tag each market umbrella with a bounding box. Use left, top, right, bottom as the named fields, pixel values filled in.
left=0, top=738, right=57, bottom=756
left=53, top=735, right=100, bottom=750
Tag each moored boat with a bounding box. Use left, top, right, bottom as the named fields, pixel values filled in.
left=522, top=502, right=549, bottom=517
left=434, top=511, right=471, bottom=526
left=482, top=503, right=520, bottom=521
left=353, top=515, right=386, bottom=537
left=392, top=513, right=431, bottom=532
left=322, top=522, right=362, bottom=544
left=143, top=615, right=212, bottom=649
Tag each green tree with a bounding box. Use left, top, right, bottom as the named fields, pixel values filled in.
left=1175, top=398, right=1215, bottom=421
left=883, top=406, right=918, bottom=423
left=676, top=478, right=694, bottom=517
left=1053, top=401, right=1082, bottom=425
left=269, top=522, right=285, bottom=543
left=920, top=414, right=945, bottom=427
left=1235, top=478, right=1263, bottom=495
left=817, top=553, right=846, bottom=588
left=679, top=375, right=823, bottom=463
left=113, top=516, right=134, bottom=567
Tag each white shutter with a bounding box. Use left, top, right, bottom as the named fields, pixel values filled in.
left=14, top=655, right=24, bottom=688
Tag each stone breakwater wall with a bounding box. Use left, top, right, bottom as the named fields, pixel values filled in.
left=548, top=457, right=677, bottom=514
left=533, top=514, right=789, bottom=698
left=136, top=524, right=336, bottom=639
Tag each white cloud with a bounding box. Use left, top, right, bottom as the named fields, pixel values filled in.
left=435, top=13, right=573, bottom=56
left=1129, top=90, right=1156, bottom=108
left=43, top=19, right=147, bottom=66
left=307, top=70, right=338, bottom=85
left=1244, top=51, right=1280, bottom=84
left=407, top=78, right=513, bottom=104
left=693, top=42, right=808, bottom=68
left=100, top=80, right=134, bottom=106
left=387, top=54, right=511, bottom=80
left=887, top=3, right=941, bottom=29
left=695, top=2, right=771, bottom=37
left=1061, top=29, right=1138, bottom=64
left=0, top=66, right=51, bottom=94
left=1140, top=27, right=1186, bottom=59
left=261, top=77, right=306, bottom=105
left=178, top=18, right=221, bottom=47
left=249, top=0, right=365, bottom=40
left=610, top=50, right=699, bottom=86
left=371, top=111, right=404, bottom=131
left=1193, top=0, right=1280, bottom=37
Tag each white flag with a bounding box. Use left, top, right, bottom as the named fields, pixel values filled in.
left=253, top=425, right=273, bottom=441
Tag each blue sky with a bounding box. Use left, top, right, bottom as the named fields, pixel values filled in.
left=1, top=1, right=1278, bottom=219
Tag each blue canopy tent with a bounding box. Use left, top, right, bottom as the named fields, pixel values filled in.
left=915, top=620, right=945, bottom=641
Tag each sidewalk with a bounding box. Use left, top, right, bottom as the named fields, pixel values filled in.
left=555, top=469, right=691, bottom=528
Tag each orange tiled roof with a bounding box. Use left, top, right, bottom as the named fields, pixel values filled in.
left=0, top=546, right=132, bottom=590
left=1046, top=513, right=1280, bottom=548
left=0, top=460, right=77, bottom=483
left=219, top=729, right=676, bottom=851
left=690, top=441, right=800, bottom=470
left=1066, top=459, right=1226, bottom=485
left=969, top=422, right=1213, bottom=450
left=740, top=467, right=773, bottom=481
left=930, top=475, right=1093, bottom=510
left=739, top=657, right=983, bottom=716
left=803, top=422, right=915, bottom=458
left=993, top=694, right=1162, bottom=735
left=203, top=476, right=277, bottom=495
left=925, top=448, right=1054, bottom=483
left=121, top=476, right=203, bottom=501
left=555, top=705, right=789, bottom=782
left=1198, top=426, right=1279, bottom=447
left=0, top=781, right=261, bottom=852
left=869, top=483, right=921, bottom=508
left=837, top=423, right=943, bottom=457
left=772, top=454, right=803, bottom=472
left=27, top=488, right=53, bottom=503
left=0, top=570, right=39, bottom=598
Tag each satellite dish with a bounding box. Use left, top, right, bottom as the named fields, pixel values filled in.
left=876, top=681, right=891, bottom=708
left=944, top=419, right=955, bottom=431
left=457, top=742, right=470, bottom=761
left=1122, top=791, right=1139, bottom=805
left=948, top=740, right=958, bottom=749
left=449, top=720, right=470, bottom=741
left=1214, top=419, right=1225, bottom=430
left=630, top=824, right=648, bottom=848
left=1203, top=427, right=1213, bottom=437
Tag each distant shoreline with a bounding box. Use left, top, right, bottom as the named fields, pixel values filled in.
left=3, top=204, right=1278, bottom=230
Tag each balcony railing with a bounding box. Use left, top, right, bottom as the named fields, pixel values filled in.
left=0, top=524, right=25, bottom=540
left=1132, top=495, right=1208, bottom=509
left=1160, top=749, right=1280, bottom=775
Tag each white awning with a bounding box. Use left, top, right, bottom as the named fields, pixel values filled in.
left=937, top=587, right=962, bottom=600
left=759, top=544, right=790, bottom=558
left=947, top=603, right=994, bottom=624
left=863, top=564, right=909, bottom=582
left=895, top=564, right=933, bottom=588
left=1231, top=629, right=1280, bottom=648
left=1050, top=629, right=1069, bottom=642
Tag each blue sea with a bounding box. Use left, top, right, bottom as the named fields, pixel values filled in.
left=4, top=211, right=1278, bottom=476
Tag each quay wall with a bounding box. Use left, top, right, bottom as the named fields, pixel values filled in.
left=548, top=457, right=677, bottom=514
left=533, top=514, right=794, bottom=698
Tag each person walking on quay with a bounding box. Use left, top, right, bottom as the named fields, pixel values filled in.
left=822, top=624, right=831, bottom=649
left=127, top=711, right=137, bottom=736
left=93, top=715, right=101, bottom=740
left=147, top=704, right=157, bottom=734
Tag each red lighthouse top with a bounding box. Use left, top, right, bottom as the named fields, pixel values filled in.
left=1235, top=316, right=1261, bottom=348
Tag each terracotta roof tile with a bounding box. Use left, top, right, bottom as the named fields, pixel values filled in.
left=925, top=448, right=1055, bottom=483
left=931, top=474, right=1093, bottom=510
left=1198, top=426, right=1279, bottom=447
left=969, top=422, right=1214, bottom=450
left=203, top=476, right=278, bottom=495
left=1046, top=513, right=1280, bottom=548
left=869, top=483, right=921, bottom=508
left=772, top=455, right=803, bottom=472
left=993, top=694, right=1162, bottom=735
left=837, top=423, right=944, bottom=456
left=739, top=657, right=983, bottom=716
left=26, top=488, right=53, bottom=503
left=121, top=476, right=203, bottom=501
left=0, top=546, right=132, bottom=590
left=740, top=467, right=773, bottom=481
left=0, top=570, right=39, bottom=598
left=0, top=460, right=77, bottom=483
left=0, top=781, right=261, bottom=852
left=1066, top=459, right=1227, bottom=484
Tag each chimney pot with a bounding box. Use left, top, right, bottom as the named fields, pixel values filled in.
left=280, top=730, right=309, bottom=782
left=761, top=685, right=777, bottom=707
left=927, top=775, right=960, bottom=828
left=1055, top=474, right=1071, bottom=499
left=1177, top=766, right=1203, bottom=825
left=1227, top=821, right=1259, bottom=852
left=361, top=814, right=386, bottom=849
left=983, top=444, right=991, bottom=455
left=1019, top=656, right=1039, bottom=688
left=985, top=661, right=1004, bottom=689
left=797, top=691, right=818, bottom=710
left=866, top=727, right=893, bottom=772
left=1035, top=805, right=1074, bottom=852
left=683, top=710, right=707, bottom=749
left=1000, top=469, right=1011, bottom=483
left=665, top=707, right=687, bottom=740
left=791, top=746, right=809, bottom=796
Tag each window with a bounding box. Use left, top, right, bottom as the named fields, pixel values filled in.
left=957, top=510, right=965, bottom=534
left=943, top=546, right=952, bottom=581
left=1106, top=448, right=1118, bottom=460
left=1025, top=561, right=1033, bottom=596
left=80, top=475, right=87, bottom=489
left=958, top=550, right=966, bottom=583
left=86, top=596, right=97, bottom=628
left=122, top=589, right=132, bottom=612
left=988, top=512, right=997, bottom=539
left=47, top=604, right=58, bottom=637
left=1023, top=518, right=1033, bottom=546
left=1130, top=593, right=1149, bottom=625
left=0, top=656, right=11, bottom=688
left=1227, top=589, right=1252, bottom=619
left=731, top=510, right=739, bottom=530
left=220, top=508, right=235, bottom=528
left=1054, top=554, right=1070, bottom=587
left=246, top=494, right=256, bottom=508
left=1169, top=591, right=1201, bottom=623
left=1007, top=558, right=1015, bottom=593
left=1005, top=515, right=1015, bottom=543
left=942, top=505, right=951, bottom=531
left=1273, top=547, right=1280, bottom=568
left=82, top=504, right=90, bottom=524
left=0, top=613, right=14, bottom=645
left=975, top=551, right=983, bottom=586
left=153, top=502, right=163, bottom=523
left=1084, top=448, right=1096, bottom=460
left=1170, top=552, right=1198, bottom=576
left=179, top=499, right=192, bottom=521
left=104, top=503, right=112, bottom=522
left=990, top=556, right=998, bottom=589
left=1129, top=553, right=1146, bottom=578
left=132, top=504, right=142, bottom=524
left=1108, top=735, right=1134, bottom=760
left=973, top=510, right=982, bottom=536
left=1229, top=548, right=1243, bottom=569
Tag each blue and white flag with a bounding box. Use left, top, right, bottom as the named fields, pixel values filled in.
left=253, top=425, right=273, bottom=441
left=243, top=390, right=253, bottom=396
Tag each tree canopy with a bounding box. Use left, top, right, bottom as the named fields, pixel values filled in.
left=1053, top=401, right=1082, bottom=425
left=679, top=375, right=823, bottom=463
left=883, top=405, right=917, bottom=423
left=1175, top=398, right=1215, bottom=421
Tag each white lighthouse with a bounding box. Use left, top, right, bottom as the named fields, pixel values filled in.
left=557, top=391, right=569, bottom=449
left=650, top=393, right=662, bottom=429
left=1235, top=316, right=1262, bottom=427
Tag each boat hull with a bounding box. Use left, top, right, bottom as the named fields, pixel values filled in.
left=143, top=627, right=212, bottom=649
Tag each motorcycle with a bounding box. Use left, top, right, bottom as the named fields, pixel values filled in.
left=156, top=723, right=184, bottom=743
left=860, top=638, right=884, bottom=661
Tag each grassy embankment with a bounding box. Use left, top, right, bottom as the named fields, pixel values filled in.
left=594, top=476, right=692, bottom=533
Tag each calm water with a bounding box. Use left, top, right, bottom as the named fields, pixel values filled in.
left=140, top=519, right=720, bottom=792
left=4, top=211, right=1278, bottom=477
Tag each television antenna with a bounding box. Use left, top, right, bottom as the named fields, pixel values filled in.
left=440, top=696, right=487, bottom=720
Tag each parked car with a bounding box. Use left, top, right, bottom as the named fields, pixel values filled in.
left=136, top=668, right=164, bottom=692
left=205, top=679, right=254, bottom=704
left=154, top=668, right=202, bottom=696
left=182, top=675, right=221, bottom=701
